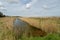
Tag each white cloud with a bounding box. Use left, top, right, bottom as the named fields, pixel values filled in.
left=25, top=0, right=37, bottom=9
left=0, top=1, right=2, bottom=5
left=31, top=0, right=37, bottom=5
left=43, top=5, right=48, bottom=9
left=0, top=7, right=6, bottom=9
left=0, top=1, right=3, bottom=7
left=25, top=3, right=31, bottom=9
left=0, top=1, right=6, bottom=10
left=5, top=0, right=20, bottom=3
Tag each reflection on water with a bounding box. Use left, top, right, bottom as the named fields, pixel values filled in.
left=13, top=18, right=30, bottom=39
left=13, top=18, right=29, bottom=28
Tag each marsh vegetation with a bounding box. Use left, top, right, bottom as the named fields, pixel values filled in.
left=0, top=17, right=60, bottom=40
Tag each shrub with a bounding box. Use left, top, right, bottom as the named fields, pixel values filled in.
left=0, top=12, right=5, bottom=17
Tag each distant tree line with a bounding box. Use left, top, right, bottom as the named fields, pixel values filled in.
left=0, top=12, right=6, bottom=17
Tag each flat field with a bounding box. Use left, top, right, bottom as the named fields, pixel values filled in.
left=0, top=16, right=60, bottom=40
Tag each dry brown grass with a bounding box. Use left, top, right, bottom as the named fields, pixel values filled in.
left=0, top=17, right=16, bottom=29
left=20, top=17, right=40, bottom=28
left=20, top=17, right=60, bottom=33
left=0, top=17, right=16, bottom=40
left=0, top=16, right=60, bottom=40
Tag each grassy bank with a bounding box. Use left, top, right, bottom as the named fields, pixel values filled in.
left=20, top=17, right=60, bottom=33
left=0, top=17, right=60, bottom=40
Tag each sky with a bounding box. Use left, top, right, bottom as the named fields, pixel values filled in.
left=0, top=0, right=60, bottom=17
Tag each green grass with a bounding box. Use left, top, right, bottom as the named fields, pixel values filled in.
left=20, top=33, right=60, bottom=40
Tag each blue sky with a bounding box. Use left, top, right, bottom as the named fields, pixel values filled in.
left=0, top=0, right=60, bottom=17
